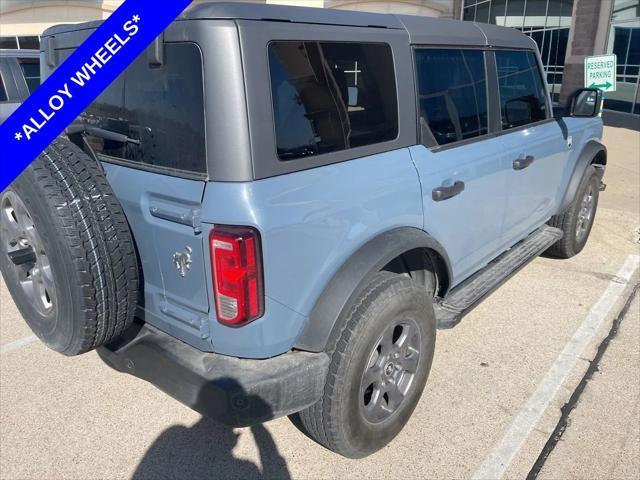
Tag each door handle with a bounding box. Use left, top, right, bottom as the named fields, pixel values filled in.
left=513, top=155, right=535, bottom=170
left=432, top=181, right=465, bottom=202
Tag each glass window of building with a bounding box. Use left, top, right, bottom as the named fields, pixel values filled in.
left=0, top=35, right=39, bottom=50
left=606, top=1, right=640, bottom=114
left=17, top=36, right=40, bottom=50
left=0, top=36, right=18, bottom=49
left=462, top=0, right=573, bottom=99
left=18, top=59, right=40, bottom=94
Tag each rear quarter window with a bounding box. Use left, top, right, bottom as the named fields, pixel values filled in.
left=78, top=43, right=206, bottom=177
left=268, top=41, right=398, bottom=161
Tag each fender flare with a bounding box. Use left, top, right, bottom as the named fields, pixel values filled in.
left=293, top=227, right=452, bottom=352
left=557, top=139, right=606, bottom=214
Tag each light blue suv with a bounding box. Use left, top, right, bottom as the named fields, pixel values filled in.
left=0, top=3, right=606, bottom=458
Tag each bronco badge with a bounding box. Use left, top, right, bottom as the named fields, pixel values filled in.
left=172, top=246, right=193, bottom=278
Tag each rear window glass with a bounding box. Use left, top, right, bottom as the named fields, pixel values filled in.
left=78, top=43, right=206, bottom=176
left=268, top=41, right=398, bottom=161
left=19, top=59, right=40, bottom=94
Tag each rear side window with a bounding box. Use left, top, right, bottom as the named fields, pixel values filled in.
left=18, top=59, right=40, bottom=95
left=268, top=41, right=398, bottom=161
left=414, top=49, right=488, bottom=146
left=495, top=50, right=548, bottom=129
left=79, top=43, right=206, bottom=176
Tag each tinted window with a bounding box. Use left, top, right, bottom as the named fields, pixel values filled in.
left=268, top=41, right=398, bottom=161
left=415, top=49, right=488, bottom=146
left=0, top=76, right=7, bottom=102
left=19, top=60, right=40, bottom=94
left=78, top=43, right=206, bottom=175
left=495, top=50, right=548, bottom=129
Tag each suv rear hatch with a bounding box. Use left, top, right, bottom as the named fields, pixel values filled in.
left=42, top=24, right=214, bottom=350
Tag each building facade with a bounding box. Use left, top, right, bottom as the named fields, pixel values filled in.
left=462, top=0, right=639, bottom=121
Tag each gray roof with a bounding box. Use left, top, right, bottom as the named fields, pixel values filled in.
left=45, top=1, right=535, bottom=50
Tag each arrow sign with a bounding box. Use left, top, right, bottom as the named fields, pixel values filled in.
left=588, top=81, right=613, bottom=90
left=584, top=54, right=616, bottom=92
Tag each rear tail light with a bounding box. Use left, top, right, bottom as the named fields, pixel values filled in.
left=210, top=225, right=264, bottom=326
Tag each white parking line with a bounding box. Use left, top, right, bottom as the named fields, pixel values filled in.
left=0, top=335, right=37, bottom=354
left=472, top=254, right=640, bottom=480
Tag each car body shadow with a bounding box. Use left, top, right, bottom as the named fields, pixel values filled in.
left=132, top=379, right=291, bottom=480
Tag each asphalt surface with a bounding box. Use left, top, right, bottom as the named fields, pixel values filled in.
left=1, top=126, right=639, bottom=479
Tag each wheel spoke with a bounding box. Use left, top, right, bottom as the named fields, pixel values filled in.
left=362, top=364, right=382, bottom=389
left=40, top=262, right=55, bottom=298
left=379, top=327, right=395, bottom=356
left=401, top=348, right=420, bottom=374
left=12, top=200, right=34, bottom=232
left=395, top=323, right=412, bottom=350
left=383, top=382, right=405, bottom=412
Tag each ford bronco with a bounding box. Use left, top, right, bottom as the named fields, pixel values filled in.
left=0, top=3, right=606, bottom=458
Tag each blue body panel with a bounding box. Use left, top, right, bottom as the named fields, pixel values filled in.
left=200, top=148, right=423, bottom=358
left=102, top=163, right=213, bottom=352
left=409, top=138, right=510, bottom=286
left=102, top=116, right=602, bottom=358
left=103, top=149, right=422, bottom=358
left=499, top=121, right=570, bottom=247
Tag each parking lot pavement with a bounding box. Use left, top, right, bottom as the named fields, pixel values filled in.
left=1, top=126, right=639, bottom=480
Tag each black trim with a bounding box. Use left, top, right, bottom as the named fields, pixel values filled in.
left=98, top=322, right=329, bottom=427
left=556, top=139, right=606, bottom=214
left=96, top=154, right=208, bottom=182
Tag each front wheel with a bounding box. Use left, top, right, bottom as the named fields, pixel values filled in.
left=547, top=166, right=600, bottom=259
left=296, top=271, right=436, bottom=458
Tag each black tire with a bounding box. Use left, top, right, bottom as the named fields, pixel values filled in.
left=0, top=137, right=138, bottom=356
left=546, top=166, right=600, bottom=259
left=296, top=271, right=436, bottom=458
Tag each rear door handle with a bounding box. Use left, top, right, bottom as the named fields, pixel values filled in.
left=513, top=155, right=535, bottom=170
left=432, top=181, right=465, bottom=202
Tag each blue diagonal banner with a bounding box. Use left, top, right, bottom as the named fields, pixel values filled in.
left=0, top=0, right=193, bottom=192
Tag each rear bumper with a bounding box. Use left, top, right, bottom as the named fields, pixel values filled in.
left=97, top=323, right=329, bottom=426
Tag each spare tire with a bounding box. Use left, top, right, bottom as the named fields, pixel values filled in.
left=0, top=137, right=138, bottom=356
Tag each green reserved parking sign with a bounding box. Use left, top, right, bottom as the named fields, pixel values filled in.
left=584, top=54, right=617, bottom=92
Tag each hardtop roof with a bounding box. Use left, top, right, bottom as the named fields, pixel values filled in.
left=43, top=1, right=535, bottom=50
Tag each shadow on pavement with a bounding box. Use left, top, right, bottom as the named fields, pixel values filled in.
left=131, top=379, right=291, bottom=480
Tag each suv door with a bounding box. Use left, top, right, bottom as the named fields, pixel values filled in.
left=409, top=48, right=509, bottom=285
left=493, top=50, right=569, bottom=247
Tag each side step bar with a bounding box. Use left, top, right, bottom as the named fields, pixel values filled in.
left=435, top=225, right=563, bottom=329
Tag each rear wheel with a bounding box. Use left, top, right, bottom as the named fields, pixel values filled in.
left=296, top=271, right=436, bottom=458
left=547, top=166, right=600, bottom=258
left=0, top=137, right=139, bottom=355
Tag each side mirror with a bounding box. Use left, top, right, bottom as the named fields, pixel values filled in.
left=567, top=88, right=602, bottom=117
